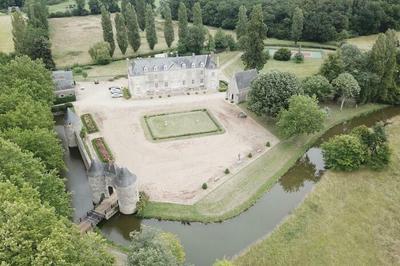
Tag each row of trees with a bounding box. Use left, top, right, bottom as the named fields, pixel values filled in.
left=0, top=56, right=113, bottom=264
left=166, top=0, right=400, bottom=42
left=11, top=0, right=56, bottom=69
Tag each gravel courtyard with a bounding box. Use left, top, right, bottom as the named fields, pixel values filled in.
left=74, top=81, right=279, bottom=204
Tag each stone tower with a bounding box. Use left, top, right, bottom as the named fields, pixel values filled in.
left=114, top=167, right=139, bottom=215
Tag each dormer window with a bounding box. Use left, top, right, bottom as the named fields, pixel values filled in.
left=191, top=62, right=196, bottom=68
left=143, top=66, right=148, bottom=72
left=153, top=66, right=158, bottom=71
left=163, top=65, right=167, bottom=71
left=200, top=62, right=204, bottom=68
left=182, top=63, right=186, bottom=68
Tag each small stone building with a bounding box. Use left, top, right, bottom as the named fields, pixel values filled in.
left=87, top=160, right=139, bottom=215
left=226, top=69, right=257, bottom=104
left=52, top=70, right=75, bottom=98
left=128, top=54, right=219, bottom=98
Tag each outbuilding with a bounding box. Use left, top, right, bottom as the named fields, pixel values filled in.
left=226, top=69, right=257, bottom=104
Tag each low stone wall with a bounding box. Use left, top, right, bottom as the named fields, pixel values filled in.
left=75, top=132, right=92, bottom=169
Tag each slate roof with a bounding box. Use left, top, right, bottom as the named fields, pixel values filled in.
left=87, top=159, right=137, bottom=188
left=52, top=70, right=74, bottom=91
left=129, top=54, right=217, bottom=76
left=234, top=69, right=257, bottom=91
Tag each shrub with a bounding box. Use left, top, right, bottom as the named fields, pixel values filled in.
left=73, top=66, right=83, bottom=74
left=266, top=141, right=271, bottom=147
left=54, top=95, right=76, bottom=104
left=321, top=135, right=366, bottom=171
left=218, top=80, right=228, bottom=92
left=302, top=75, right=333, bottom=102
left=81, top=114, right=99, bottom=133
left=136, top=191, right=150, bottom=215
left=82, top=71, right=88, bottom=79
left=123, top=87, right=131, bottom=99
left=88, top=42, right=112, bottom=65
left=293, top=52, right=304, bottom=63
left=224, top=168, right=230, bottom=174
left=80, top=127, right=87, bottom=139
left=248, top=153, right=252, bottom=158
left=202, top=183, right=208, bottom=190
left=273, top=48, right=292, bottom=61
left=225, top=34, right=236, bottom=51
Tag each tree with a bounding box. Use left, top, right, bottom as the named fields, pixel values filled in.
left=0, top=181, right=113, bottom=265
left=248, top=71, right=301, bottom=117
left=145, top=4, right=157, bottom=50
left=332, top=72, right=361, bottom=110
left=291, top=7, right=304, bottom=44
left=75, top=0, right=86, bottom=14
left=0, top=137, right=70, bottom=217
left=136, top=0, right=146, bottom=31
left=115, top=13, right=128, bottom=54
left=302, top=75, right=333, bottom=101
left=163, top=5, right=174, bottom=48
left=128, top=226, right=184, bottom=266
left=214, top=28, right=227, bottom=50
left=236, top=5, right=248, bottom=41
left=186, top=25, right=205, bottom=54
left=241, top=4, right=268, bottom=70
left=320, top=52, right=345, bottom=82
left=205, top=32, right=215, bottom=52
left=0, top=56, right=54, bottom=105
left=101, top=6, right=115, bottom=56
left=192, top=2, right=203, bottom=27
left=26, top=0, right=48, bottom=31
left=321, top=134, right=366, bottom=171
left=213, top=259, right=234, bottom=266
left=369, top=29, right=399, bottom=103
left=89, top=42, right=112, bottom=65
left=178, top=2, right=189, bottom=53
left=273, top=48, right=292, bottom=61
left=121, top=0, right=129, bottom=20
left=11, top=11, right=26, bottom=55
left=0, top=127, right=65, bottom=173
left=125, top=3, right=141, bottom=52
left=158, top=232, right=186, bottom=265
left=277, top=95, right=326, bottom=138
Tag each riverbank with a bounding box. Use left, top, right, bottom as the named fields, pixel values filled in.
left=234, top=114, right=400, bottom=265
left=140, top=103, right=385, bottom=223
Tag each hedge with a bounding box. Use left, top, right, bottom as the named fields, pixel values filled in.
left=81, top=113, right=99, bottom=133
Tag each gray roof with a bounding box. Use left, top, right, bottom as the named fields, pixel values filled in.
left=129, top=54, right=217, bottom=76
left=87, top=159, right=137, bottom=187
left=234, top=69, right=258, bottom=91
left=52, top=70, right=74, bottom=91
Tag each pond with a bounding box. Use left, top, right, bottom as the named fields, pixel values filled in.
left=56, top=106, right=400, bottom=266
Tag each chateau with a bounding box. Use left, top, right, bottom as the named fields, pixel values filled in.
left=128, top=54, right=219, bottom=98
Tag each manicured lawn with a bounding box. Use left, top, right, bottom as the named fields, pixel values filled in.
left=49, top=15, right=234, bottom=67
left=347, top=31, right=400, bottom=50
left=0, top=14, right=13, bottom=53
left=47, top=0, right=84, bottom=13
left=234, top=115, right=400, bottom=265
left=144, top=109, right=223, bottom=141
left=140, top=103, right=385, bottom=222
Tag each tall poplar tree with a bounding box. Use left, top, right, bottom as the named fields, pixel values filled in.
left=192, top=2, right=203, bottom=27
left=121, top=0, right=129, bottom=21
left=115, top=13, right=128, bottom=54
left=136, top=0, right=146, bottom=31
left=291, top=7, right=304, bottom=45
left=163, top=5, right=174, bottom=48
left=126, top=3, right=141, bottom=52
left=145, top=4, right=157, bottom=50
left=241, top=4, right=268, bottom=70
left=178, top=2, right=188, bottom=53
left=11, top=11, right=26, bottom=55
left=101, top=6, right=115, bottom=56
left=236, top=5, right=247, bottom=40
left=26, top=0, right=48, bottom=31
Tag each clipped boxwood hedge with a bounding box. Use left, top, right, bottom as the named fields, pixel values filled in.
left=81, top=113, right=99, bottom=134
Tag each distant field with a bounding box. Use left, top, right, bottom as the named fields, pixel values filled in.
left=47, top=0, right=82, bottom=13
left=347, top=31, right=400, bottom=50
left=0, top=14, right=13, bottom=53
left=50, top=15, right=234, bottom=67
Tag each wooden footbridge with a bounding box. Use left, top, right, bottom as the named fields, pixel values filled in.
left=78, top=194, right=119, bottom=233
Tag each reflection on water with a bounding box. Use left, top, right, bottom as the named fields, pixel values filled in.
left=58, top=106, right=400, bottom=266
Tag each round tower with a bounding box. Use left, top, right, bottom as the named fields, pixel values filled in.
left=87, top=159, right=106, bottom=204
left=114, top=168, right=139, bottom=215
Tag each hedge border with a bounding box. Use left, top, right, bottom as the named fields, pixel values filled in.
left=143, top=109, right=225, bottom=141
left=80, top=113, right=99, bottom=134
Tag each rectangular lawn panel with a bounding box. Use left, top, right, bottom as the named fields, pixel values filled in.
left=144, top=109, right=224, bottom=141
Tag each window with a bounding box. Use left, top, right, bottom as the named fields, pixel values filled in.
left=200, top=70, right=204, bottom=75
left=191, top=62, right=196, bottom=68
left=153, top=66, right=158, bottom=71
left=163, top=65, right=167, bottom=71
left=143, top=66, right=148, bottom=72
left=165, top=82, right=168, bottom=87
left=182, top=63, right=186, bottom=68
left=200, top=79, right=204, bottom=84
left=192, top=79, right=195, bottom=84
left=155, top=82, right=158, bottom=88
left=200, top=62, right=205, bottom=68
left=182, top=80, right=186, bottom=85
left=60, top=94, right=65, bottom=98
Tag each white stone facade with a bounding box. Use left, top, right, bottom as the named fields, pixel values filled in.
left=128, top=54, right=219, bottom=98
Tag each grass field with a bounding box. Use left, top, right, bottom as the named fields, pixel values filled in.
left=234, top=114, right=400, bottom=265
left=347, top=31, right=400, bottom=50
left=0, top=14, right=13, bottom=53
left=144, top=109, right=223, bottom=141
left=49, top=15, right=234, bottom=67
left=140, top=104, right=385, bottom=222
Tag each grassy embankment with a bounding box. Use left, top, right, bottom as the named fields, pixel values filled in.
left=234, top=114, right=400, bottom=266
left=0, top=14, right=13, bottom=53
left=140, top=103, right=385, bottom=223
left=347, top=31, right=400, bottom=50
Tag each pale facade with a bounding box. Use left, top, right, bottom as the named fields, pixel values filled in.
left=128, top=54, right=219, bottom=98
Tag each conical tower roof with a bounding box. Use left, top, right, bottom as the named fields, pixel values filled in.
left=87, top=159, right=105, bottom=176
left=115, top=167, right=137, bottom=187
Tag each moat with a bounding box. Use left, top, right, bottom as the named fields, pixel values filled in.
left=56, top=106, right=400, bottom=266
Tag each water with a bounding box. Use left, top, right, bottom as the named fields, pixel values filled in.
left=57, top=106, right=400, bottom=266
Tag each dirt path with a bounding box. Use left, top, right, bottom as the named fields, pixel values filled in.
left=219, top=52, right=243, bottom=82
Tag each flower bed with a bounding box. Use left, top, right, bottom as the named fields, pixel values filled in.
left=81, top=113, right=99, bottom=133
left=92, top=137, right=113, bottom=162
